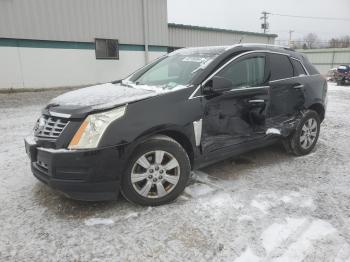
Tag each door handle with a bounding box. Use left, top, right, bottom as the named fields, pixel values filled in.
left=248, top=99, right=265, bottom=103
left=293, top=84, right=304, bottom=89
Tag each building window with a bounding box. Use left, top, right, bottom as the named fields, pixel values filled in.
left=95, top=38, right=119, bottom=59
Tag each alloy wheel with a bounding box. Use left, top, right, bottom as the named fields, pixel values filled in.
left=131, top=150, right=180, bottom=198
left=300, top=118, right=318, bottom=149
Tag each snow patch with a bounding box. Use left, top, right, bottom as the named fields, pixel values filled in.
left=206, top=192, right=243, bottom=209
left=169, top=46, right=231, bottom=56
left=124, top=212, right=139, bottom=219
left=262, top=217, right=306, bottom=254
left=192, top=170, right=211, bottom=183
left=280, top=192, right=314, bottom=209
left=251, top=199, right=271, bottom=214
left=234, top=247, right=260, bottom=262
left=273, top=220, right=337, bottom=261
left=184, top=183, right=216, bottom=198
left=299, top=198, right=314, bottom=208
left=84, top=218, right=114, bottom=226
left=238, top=215, right=255, bottom=222
left=334, top=243, right=350, bottom=262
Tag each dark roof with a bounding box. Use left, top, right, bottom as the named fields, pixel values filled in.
left=168, top=23, right=278, bottom=38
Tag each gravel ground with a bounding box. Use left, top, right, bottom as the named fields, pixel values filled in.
left=1, top=83, right=350, bottom=261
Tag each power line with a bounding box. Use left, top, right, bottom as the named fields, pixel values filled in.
left=270, top=12, right=350, bottom=22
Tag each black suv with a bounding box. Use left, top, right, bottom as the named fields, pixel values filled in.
left=25, top=44, right=327, bottom=206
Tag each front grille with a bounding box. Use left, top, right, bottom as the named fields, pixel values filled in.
left=34, top=115, right=69, bottom=139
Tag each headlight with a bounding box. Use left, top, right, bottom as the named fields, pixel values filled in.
left=68, top=106, right=126, bottom=149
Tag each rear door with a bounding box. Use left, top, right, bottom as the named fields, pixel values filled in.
left=201, top=52, right=270, bottom=153
left=268, top=53, right=306, bottom=126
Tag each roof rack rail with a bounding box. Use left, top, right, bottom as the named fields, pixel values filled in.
left=234, top=43, right=295, bottom=51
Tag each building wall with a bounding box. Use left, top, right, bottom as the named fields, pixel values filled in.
left=168, top=24, right=276, bottom=48
left=0, top=1, right=277, bottom=90
left=0, top=0, right=168, bottom=46
left=0, top=40, right=166, bottom=89
left=299, top=48, right=350, bottom=75
left=0, top=0, right=168, bottom=90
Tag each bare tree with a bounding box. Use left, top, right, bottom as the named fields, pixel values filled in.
left=328, top=36, right=350, bottom=48
left=304, top=33, right=319, bottom=49
left=339, top=36, right=350, bottom=48
left=291, top=39, right=303, bottom=49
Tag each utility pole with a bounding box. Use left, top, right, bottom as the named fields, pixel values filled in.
left=289, top=30, right=294, bottom=47
left=260, top=11, right=270, bottom=34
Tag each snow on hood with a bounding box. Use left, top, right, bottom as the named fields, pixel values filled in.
left=49, top=82, right=188, bottom=110
left=49, top=81, right=190, bottom=110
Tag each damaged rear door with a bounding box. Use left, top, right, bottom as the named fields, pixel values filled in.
left=268, top=53, right=306, bottom=135
left=201, top=52, right=270, bottom=154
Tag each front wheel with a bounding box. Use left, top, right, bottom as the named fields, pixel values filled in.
left=285, top=110, right=321, bottom=156
left=121, top=135, right=191, bottom=206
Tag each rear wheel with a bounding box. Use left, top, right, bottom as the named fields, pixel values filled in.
left=285, top=110, right=321, bottom=156
left=121, top=135, right=191, bottom=206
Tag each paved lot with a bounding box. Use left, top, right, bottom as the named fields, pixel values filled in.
left=1, top=83, right=350, bottom=261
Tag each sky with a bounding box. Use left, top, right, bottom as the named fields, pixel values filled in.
left=167, top=0, right=350, bottom=43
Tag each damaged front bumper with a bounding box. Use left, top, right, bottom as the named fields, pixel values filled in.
left=24, top=137, right=125, bottom=201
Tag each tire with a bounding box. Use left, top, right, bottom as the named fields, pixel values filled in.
left=121, top=135, right=191, bottom=206
left=285, top=110, right=321, bottom=156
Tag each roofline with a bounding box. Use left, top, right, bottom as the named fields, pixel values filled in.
left=174, top=44, right=294, bottom=53
left=236, top=43, right=294, bottom=51
left=168, top=23, right=278, bottom=38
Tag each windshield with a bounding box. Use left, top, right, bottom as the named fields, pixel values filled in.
left=128, top=49, right=223, bottom=90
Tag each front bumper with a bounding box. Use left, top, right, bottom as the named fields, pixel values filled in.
left=25, top=137, right=125, bottom=201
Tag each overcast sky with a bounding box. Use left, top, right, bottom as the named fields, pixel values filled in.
left=167, top=0, right=350, bottom=43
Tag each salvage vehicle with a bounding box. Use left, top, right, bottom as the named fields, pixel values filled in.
left=335, top=65, right=350, bottom=86
left=25, top=44, right=327, bottom=206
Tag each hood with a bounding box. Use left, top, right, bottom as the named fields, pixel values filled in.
left=45, top=82, right=188, bottom=118
left=49, top=83, right=157, bottom=110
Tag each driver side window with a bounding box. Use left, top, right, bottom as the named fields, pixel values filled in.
left=217, top=56, right=266, bottom=89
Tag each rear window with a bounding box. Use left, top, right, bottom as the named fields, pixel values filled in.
left=269, top=54, right=294, bottom=81
left=301, top=55, right=319, bottom=75
left=291, top=59, right=307, bottom=76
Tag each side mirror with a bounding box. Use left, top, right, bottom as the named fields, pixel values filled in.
left=203, top=76, right=233, bottom=94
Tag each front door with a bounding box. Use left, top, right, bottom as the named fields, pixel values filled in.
left=201, top=53, right=271, bottom=154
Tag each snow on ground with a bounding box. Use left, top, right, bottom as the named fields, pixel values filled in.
left=1, top=82, right=350, bottom=261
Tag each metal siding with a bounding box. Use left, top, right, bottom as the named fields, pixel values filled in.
left=146, top=0, right=169, bottom=46
left=299, top=48, right=350, bottom=74
left=168, top=26, right=274, bottom=47
left=0, top=0, right=168, bottom=46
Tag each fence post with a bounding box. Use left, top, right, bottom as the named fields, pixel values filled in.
left=331, top=50, right=336, bottom=69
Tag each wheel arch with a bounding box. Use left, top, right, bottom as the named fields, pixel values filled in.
left=308, top=103, right=325, bottom=121
left=155, top=130, right=195, bottom=169
left=131, top=126, right=196, bottom=169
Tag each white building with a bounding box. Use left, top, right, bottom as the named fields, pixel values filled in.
left=0, top=0, right=277, bottom=90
